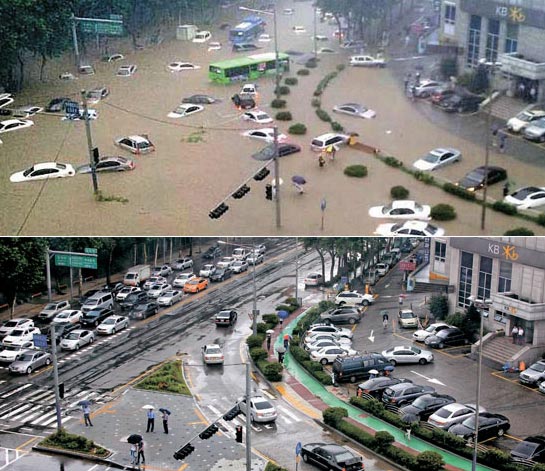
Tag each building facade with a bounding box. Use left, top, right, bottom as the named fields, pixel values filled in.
left=439, top=0, right=545, bottom=101
left=429, top=237, right=545, bottom=352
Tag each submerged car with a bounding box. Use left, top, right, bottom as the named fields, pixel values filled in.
left=456, top=166, right=507, bottom=191
left=301, top=443, right=363, bottom=471
left=77, top=156, right=135, bottom=174
left=333, top=103, right=376, bottom=119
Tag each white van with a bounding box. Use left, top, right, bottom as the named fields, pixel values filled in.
left=310, top=133, right=349, bottom=151
left=193, top=30, right=211, bottom=43
left=232, top=248, right=248, bottom=261
left=81, top=292, right=114, bottom=313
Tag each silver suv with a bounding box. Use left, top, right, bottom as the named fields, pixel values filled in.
left=519, top=360, right=545, bottom=386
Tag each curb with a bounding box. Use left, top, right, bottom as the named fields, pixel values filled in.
left=33, top=445, right=126, bottom=469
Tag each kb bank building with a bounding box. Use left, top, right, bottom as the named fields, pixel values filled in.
left=427, top=237, right=545, bottom=366
left=439, top=0, right=545, bottom=102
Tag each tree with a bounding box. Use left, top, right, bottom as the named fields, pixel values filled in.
left=416, top=451, right=445, bottom=471
left=0, top=239, right=47, bottom=317
left=429, top=295, right=449, bottom=320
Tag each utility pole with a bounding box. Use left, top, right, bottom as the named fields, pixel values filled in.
left=71, top=14, right=80, bottom=68
left=273, top=6, right=280, bottom=101
left=50, top=325, right=63, bottom=430
left=273, top=126, right=281, bottom=229
left=295, top=237, right=300, bottom=305
left=245, top=361, right=252, bottom=471
left=46, top=248, right=52, bottom=302
left=480, top=98, right=492, bottom=230
left=313, top=5, right=318, bottom=59
left=80, top=90, right=99, bottom=194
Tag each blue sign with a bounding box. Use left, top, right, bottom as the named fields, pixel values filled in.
left=33, top=334, right=48, bottom=349
left=341, top=276, right=348, bottom=284
left=295, top=441, right=302, bottom=456
left=65, top=101, right=79, bottom=117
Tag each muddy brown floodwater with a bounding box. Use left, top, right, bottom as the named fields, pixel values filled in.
left=1, top=1, right=543, bottom=236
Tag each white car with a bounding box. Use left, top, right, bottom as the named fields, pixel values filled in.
left=2, top=327, right=41, bottom=347
left=293, top=26, right=306, bottom=33
left=60, top=329, right=95, bottom=350
left=103, top=53, right=125, bottom=62
left=116, top=64, right=137, bottom=76
left=398, top=309, right=419, bottom=328
left=258, top=34, right=272, bottom=42
left=507, top=109, right=545, bottom=133
left=335, top=290, right=374, bottom=307
left=208, top=42, right=222, bottom=51
left=0, top=318, right=34, bottom=338
left=0, top=118, right=34, bottom=134
left=428, top=403, right=486, bottom=429
left=147, top=283, right=172, bottom=299
left=374, top=220, right=445, bottom=237
left=0, top=93, right=14, bottom=109
left=114, top=135, right=155, bottom=154
left=62, top=108, right=98, bottom=121
left=349, top=55, right=386, bottom=67
left=152, top=265, right=173, bottom=277
left=504, top=186, right=545, bottom=210
left=381, top=346, right=433, bottom=365
left=375, top=263, right=389, bottom=277
left=12, top=105, right=43, bottom=118
left=199, top=264, right=216, bottom=277
left=240, top=84, right=258, bottom=95
left=368, top=200, right=431, bottom=220
left=216, top=257, right=235, bottom=269
left=157, top=290, right=183, bottom=306
left=242, top=110, right=273, bottom=124
left=10, top=162, right=76, bottom=183
left=143, top=276, right=167, bottom=290
left=310, top=346, right=357, bottom=365
left=193, top=30, right=211, bottom=43
left=304, top=333, right=353, bottom=348
left=231, top=260, right=249, bottom=273
left=173, top=258, right=193, bottom=270
left=202, top=344, right=224, bottom=365
left=242, top=128, right=287, bottom=143
left=168, top=61, right=201, bottom=72
left=0, top=342, right=34, bottom=363
left=318, top=47, right=336, bottom=54
left=116, top=286, right=141, bottom=301
left=283, top=8, right=295, bottom=15
left=305, top=339, right=347, bottom=353
left=306, top=323, right=353, bottom=339
left=332, top=103, right=376, bottom=119
left=238, top=395, right=277, bottom=423
left=173, top=272, right=196, bottom=287
left=52, top=310, right=83, bottom=325
left=97, top=315, right=129, bottom=335
left=413, top=323, right=451, bottom=342
left=254, top=244, right=266, bottom=254
left=39, top=300, right=71, bottom=320
left=168, top=103, right=204, bottom=118
left=413, top=80, right=443, bottom=97
left=412, top=148, right=461, bottom=171
left=304, top=272, right=324, bottom=287
left=246, top=253, right=264, bottom=265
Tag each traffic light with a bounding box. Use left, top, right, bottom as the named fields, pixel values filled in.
left=199, top=423, right=219, bottom=440
left=253, top=167, right=270, bottom=181
left=58, top=383, right=65, bottom=399
left=209, top=203, right=229, bottom=219
left=173, top=443, right=195, bottom=460
left=223, top=405, right=242, bottom=421
left=265, top=184, right=273, bottom=200
left=92, top=147, right=99, bottom=165
left=235, top=425, right=243, bottom=443
left=232, top=184, right=251, bottom=199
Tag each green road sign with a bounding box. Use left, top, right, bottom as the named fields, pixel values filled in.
left=84, top=247, right=98, bottom=254
left=55, top=254, right=97, bottom=269
left=81, top=20, right=124, bottom=36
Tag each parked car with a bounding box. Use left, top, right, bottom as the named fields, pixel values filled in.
left=152, top=265, right=172, bottom=277
left=375, top=263, right=389, bottom=277
left=52, top=310, right=83, bottom=325
left=398, top=309, right=419, bottom=328
left=522, top=117, right=545, bottom=142
left=80, top=292, right=114, bottom=313
left=306, top=324, right=353, bottom=339
left=39, top=300, right=71, bottom=321
left=335, top=291, right=374, bottom=307
left=304, top=272, right=324, bottom=287
left=301, top=443, right=363, bottom=471
left=428, top=403, right=486, bottom=429
left=172, top=258, right=193, bottom=270
left=438, top=93, right=483, bottom=113
left=332, top=353, right=390, bottom=384
left=9, top=350, right=51, bottom=374
left=510, top=436, right=545, bottom=463
left=305, top=339, right=349, bottom=353
left=215, top=309, right=238, bottom=327
left=238, top=395, right=277, bottom=423
left=202, top=246, right=222, bottom=259
left=448, top=412, right=510, bottom=441
left=77, top=156, right=135, bottom=174
left=332, top=103, right=376, bottom=119
left=310, top=133, right=349, bottom=152
left=210, top=267, right=233, bottom=282
left=114, top=135, right=155, bottom=154
left=129, top=302, right=159, bottom=320
left=381, top=345, right=433, bottom=365
left=97, top=315, right=129, bottom=335
left=349, top=55, right=386, bottom=67
left=382, top=382, right=436, bottom=406
left=216, top=257, right=235, bottom=269
left=413, top=323, right=450, bottom=342
left=231, top=94, right=256, bottom=110
left=425, top=327, right=469, bottom=349
left=412, top=148, right=462, bottom=171
left=60, top=330, right=95, bottom=350
left=320, top=307, right=362, bottom=325
left=400, top=393, right=456, bottom=422
left=368, top=200, right=431, bottom=220
left=119, top=291, right=149, bottom=310
left=519, top=360, right=545, bottom=386
left=357, top=377, right=413, bottom=400
left=0, top=318, right=34, bottom=338
left=374, top=220, right=445, bottom=237
left=504, top=186, right=545, bottom=210
left=81, top=308, right=115, bottom=328
left=507, top=109, right=545, bottom=133
left=430, top=87, right=455, bottom=104
left=413, top=80, right=443, bottom=98
left=182, top=95, right=220, bottom=105
left=173, top=272, right=196, bottom=287
left=202, top=344, right=224, bottom=365
left=310, top=346, right=358, bottom=365
left=456, top=166, right=507, bottom=191
left=157, top=290, right=183, bottom=306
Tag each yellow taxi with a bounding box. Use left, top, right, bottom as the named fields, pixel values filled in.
left=183, top=277, right=209, bottom=294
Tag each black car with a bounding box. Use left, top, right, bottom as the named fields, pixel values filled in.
left=81, top=308, right=114, bottom=328
left=357, top=377, right=413, bottom=400
left=45, top=97, right=72, bottom=113
left=203, top=246, right=222, bottom=260
left=438, top=93, right=484, bottom=113
left=448, top=412, right=510, bottom=442
left=301, top=442, right=363, bottom=471
left=232, top=43, right=259, bottom=52
left=332, top=353, right=390, bottom=384
left=382, top=383, right=436, bottom=406
left=210, top=267, right=233, bottom=282
left=215, top=309, right=238, bottom=327
left=182, top=94, right=220, bottom=105
left=231, top=94, right=256, bottom=110
left=320, top=307, right=362, bottom=325
left=456, top=165, right=507, bottom=191
left=119, top=291, right=149, bottom=310
left=129, top=302, right=159, bottom=320
left=510, top=436, right=545, bottom=463
left=400, top=393, right=456, bottom=422
left=425, top=327, right=469, bottom=349
left=46, top=322, right=81, bottom=344
left=252, top=143, right=302, bottom=161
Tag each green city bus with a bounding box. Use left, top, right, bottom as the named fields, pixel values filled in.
left=209, top=52, right=290, bottom=84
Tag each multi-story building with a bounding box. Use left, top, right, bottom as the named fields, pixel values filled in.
left=439, top=0, right=545, bottom=102
left=429, top=237, right=545, bottom=360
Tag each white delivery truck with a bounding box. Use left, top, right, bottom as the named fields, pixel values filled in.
left=123, top=265, right=151, bottom=286
left=232, top=247, right=248, bottom=261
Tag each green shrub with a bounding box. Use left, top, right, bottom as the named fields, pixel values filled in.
left=383, top=156, right=403, bottom=168
left=275, top=85, right=290, bottom=95
left=344, top=165, right=368, bottom=178
left=323, top=407, right=348, bottom=427
left=429, top=295, right=449, bottom=320
left=313, top=89, right=322, bottom=97
left=481, top=448, right=511, bottom=468
left=374, top=431, right=395, bottom=450
left=262, top=314, right=279, bottom=325
left=414, top=171, right=435, bottom=184
left=276, top=303, right=297, bottom=313
left=536, top=214, right=545, bottom=227
left=311, top=97, right=321, bottom=107
left=41, top=429, right=109, bottom=456
left=431, top=204, right=457, bottom=221
left=504, top=227, right=535, bottom=236
left=250, top=347, right=268, bottom=362
left=391, top=186, right=409, bottom=199
left=275, top=111, right=293, bottom=121
left=285, top=297, right=299, bottom=307
left=337, top=420, right=375, bottom=448
left=297, top=68, right=310, bottom=76
left=443, top=182, right=477, bottom=200
left=256, top=322, right=269, bottom=334
left=416, top=451, right=445, bottom=471
left=331, top=121, right=344, bottom=132
left=264, top=463, right=289, bottom=471
left=246, top=334, right=265, bottom=349
left=336, top=64, right=346, bottom=71
left=259, top=361, right=283, bottom=381
left=285, top=77, right=298, bottom=86
left=288, top=123, right=307, bottom=135
left=271, top=98, right=286, bottom=108
left=440, top=56, right=458, bottom=80
left=316, top=108, right=331, bottom=122
left=290, top=345, right=310, bottom=363
left=313, top=370, right=333, bottom=385
left=492, top=201, right=518, bottom=215
left=384, top=446, right=418, bottom=469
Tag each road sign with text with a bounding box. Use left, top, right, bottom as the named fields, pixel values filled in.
left=55, top=254, right=97, bottom=269
left=399, top=260, right=416, bottom=271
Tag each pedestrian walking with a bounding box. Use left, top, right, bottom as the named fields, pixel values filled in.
left=318, top=153, right=325, bottom=167
left=283, top=333, right=291, bottom=350
left=404, top=34, right=410, bottom=47
left=293, top=181, right=305, bottom=194
left=326, top=145, right=334, bottom=161
left=518, top=326, right=525, bottom=345
left=398, top=294, right=404, bottom=306
left=130, top=444, right=137, bottom=464
left=331, top=145, right=337, bottom=160
left=266, top=333, right=272, bottom=351
left=136, top=440, right=145, bottom=465
left=518, top=82, right=526, bottom=99
left=277, top=345, right=286, bottom=363
left=405, top=427, right=412, bottom=441
left=162, top=410, right=169, bottom=434
left=409, top=85, right=416, bottom=101
left=530, top=86, right=537, bottom=103
left=415, top=71, right=421, bottom=86
left=499, top=132, right=507, bottom=153
left=146, top=408, right=155, bottom=433
left=511, top=325, right=519, bottom=344
left=382, top=311, right=389, bottom=331
left=82, top=404, right=93, bottom=427
left=403, top=76, right=409, bottom=92
left=503, top=182, right=510, bottom=197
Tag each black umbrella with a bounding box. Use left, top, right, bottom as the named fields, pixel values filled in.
left=77, top=400, right=91, bottom=407
left=159, top=408, right=171, bottom=415
left=291, top=175, right=306, bottom=185
left=128, top=434, right=143, bottom=444
left=400, top=413, right=419, bottom=424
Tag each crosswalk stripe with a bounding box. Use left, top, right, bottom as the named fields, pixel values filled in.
left=0, top=404, right=35, bottom=419
left=276, top=405, right=300, bottom=422
left=18, top=407, right=48, bottom=423
left=31, top=408, right=56, bottom=425
left=1, top=383, right=33, bottom=398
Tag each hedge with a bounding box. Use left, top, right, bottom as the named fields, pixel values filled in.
left=288, top=123, right=307, bottom=135
left=262, top=314, right=279, bottom=325
left=391, top=186, right=409, bottom=199
left=344, top=165, right=368, bottom=178
left=311, top=97, right=321, bottom=107
left=316, top=108, right=331, bottom=122
left=41, top=428, right=109, bottom=456
left=414, top=170, right=435, bottom=184
left=265, top=463, right=289, bottom=471
left=331, top=121, right=344, bottom=132
left=285, top=77, right=298, bottom=85
left=275, top=85, right=290, bottom=95
left=430, top=204, right=456, bottom=221
left=492, top=201, right=518, bottom=215
left=297, top=68, right=310, bottom=76
left=443, top=182, right=477, bottom=200
left=336, top=64, right=346, bottom=71
left=275, top=111, right=292, bottom=121
left=305, top=58, right=318, bottom=68
left=271, top=98, right=286, bottom=108
left=250, top=347, right=268, bottom=362
left=383, top=156, right=404, bottom=168
left=504, top=228, right=535, bottom=236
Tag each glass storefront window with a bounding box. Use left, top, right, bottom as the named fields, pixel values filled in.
left=458, top=251, right=473, bottom=307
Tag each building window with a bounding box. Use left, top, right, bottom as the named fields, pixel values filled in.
left=477, top=256, right=492, bottom=301
left=467, top=15, right=482, bottom=68
left=444, top=2, right=456, bottom=36
left=434, top=241, right=446, bottom=262
left=458, top=251, right=473, bottom=307
left=498, top=261, right=512, bottom=293
left=485, top=19, right=500, bottom=63
left=505, top=23, right=518, bottom=53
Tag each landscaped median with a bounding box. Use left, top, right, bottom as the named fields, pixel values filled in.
left=34, top=428, right=112, bottom=462
left=135, top=359, right=190, bottom=395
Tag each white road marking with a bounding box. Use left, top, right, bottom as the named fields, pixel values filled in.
left=410, top=370, right=445, bottom=386
left=368, top=330, right=375, bottom=343
left=1, top=384, right=32, bottom=398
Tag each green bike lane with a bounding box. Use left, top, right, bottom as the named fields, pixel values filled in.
left=275, top=311, right=493, bottom=471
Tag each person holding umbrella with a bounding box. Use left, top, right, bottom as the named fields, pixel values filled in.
left=143, top=405, right=155, bottom=432
left=291, top=175, right=306, bottom=194
left=160, top=408, right=171, bottom=434
left=127, top=434, right=143, bottom=465
left=78, top=400, right=93, bottom=427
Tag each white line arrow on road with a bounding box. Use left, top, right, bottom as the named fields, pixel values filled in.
left=368, top=330, right=375, bottom=343
left=410, top=370, right=445, bottom=386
